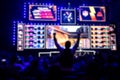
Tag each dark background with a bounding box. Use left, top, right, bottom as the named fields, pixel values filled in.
left=0, top=0, right=120, bottom=52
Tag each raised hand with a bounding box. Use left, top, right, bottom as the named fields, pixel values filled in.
left=53, top=33, right=56, bottom=36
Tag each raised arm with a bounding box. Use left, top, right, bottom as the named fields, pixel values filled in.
left=53, top=33, right=63, bottom=51
left=72, top=33, right=80, bottom=51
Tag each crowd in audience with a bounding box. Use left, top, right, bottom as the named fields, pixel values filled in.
left=0, top=50, right=120, bottom=80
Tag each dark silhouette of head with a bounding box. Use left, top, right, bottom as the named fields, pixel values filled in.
left=65, top=40, right=71, bottom=49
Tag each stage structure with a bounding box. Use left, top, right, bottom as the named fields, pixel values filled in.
left=12, top=2, right=117, bottom=56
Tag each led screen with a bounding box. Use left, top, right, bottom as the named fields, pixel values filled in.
left=79, top=6, right=106, bottom=22
left=60, top=9, right=76, bottom=24
left=17, top=24, right=117, bottom=51
left=29, top=5, right=57, bottom=21
left=24, top=24, right=46, bottom=49
left=90, top=25, right=117, bottom=50
left=46, top=25, right=90, bottom=49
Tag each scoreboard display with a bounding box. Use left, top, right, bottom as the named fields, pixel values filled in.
left=46, top=25, right=90, bottom=49
left=29, top=5, right=57, bottom=21
left=15, top=3, right=117, bottom=51
left=24, top=25, right=45, bottom=49
left=79, top=6, right=106, bottom=22
left=17, top=23, right=117, bottom=51
left=91, top=26, right=110, bottom=49
left=60, top=9, right=76, bottom=24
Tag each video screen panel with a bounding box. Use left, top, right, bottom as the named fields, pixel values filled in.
left=17, top=24, right=117, bottom=51
left=29, top=5, right=57, bottom=21
left=46, top=25, right=91, bottom=49
left=17, top=23, right=24, bottom=51
left=109, top=24, right=117, bottom=50
left=79, top=6, right=106, bottom=22
left=24, top=24, right=46, bottom=49
left=90, top=25, right=117, bottom=50
left=60, top=9, right=76, bottom=24
left=90, top=26, right=110, bottom=49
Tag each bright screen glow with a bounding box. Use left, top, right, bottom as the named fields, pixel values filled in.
left=29, top=5, right=57, bottom=21
left=46, top=25, right=90, bottom=49
left=79, top=6, right=106, bottom=22
left=60, top=9, right=76, bottom=24
left=17, top=24, right=117, bottom=51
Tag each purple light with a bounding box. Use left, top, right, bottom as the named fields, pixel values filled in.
left=49, top=3, right=51, bottom=5
left=24, top=2, right=26, bottom=5
left=35, top=3, right=38, bottom=5
left=13, top=32, right=15, bottom=34
left=23, top=15, right=26, bottom=18
left=24, top=13, right=26, bottom=15
left=13, top=21, right=16, bottom=23
left=13, top=36, right=15, bottom=39
left=45, top=3, right=47, bottom=5
left=13, top=26, right=16, bottom=28
left=83, top=4, right=85, bottom=6
left=24, top=5, right=26, bottom=7
left=13, top=29, right=16, bottom=32
left=28, top=2, right=31, bottom=4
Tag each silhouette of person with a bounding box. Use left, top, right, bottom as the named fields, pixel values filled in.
left=53, top=33, right=80, bottom=68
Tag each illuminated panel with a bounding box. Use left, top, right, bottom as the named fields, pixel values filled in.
left=17, top=23, right=24, bottom=51
left=46, top=25, right=90, bottom=49
left=60, top=9, right=76, bottom=24
left=24, top=24, right=45, bottom=49
left=79, top=6, right=106, bottom=22
left=29, top=5, right=57, bottom=21
left=91, top=26, right=110, bottom=49
left=109, top=24, right=117, bottom=50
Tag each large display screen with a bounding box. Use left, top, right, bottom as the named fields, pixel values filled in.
left=79, top=6, right=106, bottom=22
left=17, top=23, right=117, bottom=51
left=24, top=24, right=46, bottom=49
left=90, top=26, right=110, bottom=49
left=29, top=5, right=57, bottom=21
left=46, top=25, right=90, bottom=49
left=60, top=9, right=76, bottom=24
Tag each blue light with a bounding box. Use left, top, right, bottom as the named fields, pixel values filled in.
left=28, top=2, right=31, bottom=4
left=49, top=3, right=51, bottom=5
left=13, top=38, right=16, bottom=40
left=13, top=39, right=15, bottom=42
left=13, top=35, right=15, bottom=37
left=13, top=21, right=16, bottom=23
left=24, top=4, right=26, bottom=7
left=32, top=2, right=34, bottom=5
left=23, top=15, right=26, bottom=18
left=13, top=32, right=15, bottom=34
left=35, top=3, right=38, bottom=5
left=13, top=26, right=16, bottom=28
left=61, top=7, right=63, bottom=9
left=24, top=2, right=26, bottom=5
left=43, top=3, right=45, bottom=5
left=24, top=8, right=26, bottom=10
left=45, top=3, right=47, bottom=5
left=24, top=13, right=26, bottom=16
left=13, top=29, right=16, bottom=32
left=82, top=4, right=85, bottom=6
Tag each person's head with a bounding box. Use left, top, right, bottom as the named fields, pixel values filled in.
left=65, top=40, right=71, bottom=49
